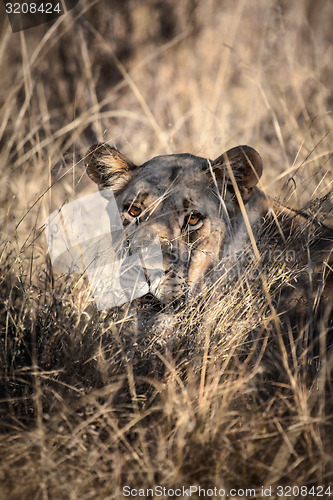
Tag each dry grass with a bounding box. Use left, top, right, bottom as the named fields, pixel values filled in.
left=0, top=0, right=333, bottom=499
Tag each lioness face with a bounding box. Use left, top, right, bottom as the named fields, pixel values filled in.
left=85, top=143, right=263, bottom=303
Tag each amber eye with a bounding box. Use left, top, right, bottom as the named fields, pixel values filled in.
left=187, top=212, right=202, bottom=226
left=128, top=205, right=142, bottom=217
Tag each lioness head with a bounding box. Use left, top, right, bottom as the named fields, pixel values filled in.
left=85, top=143, right=263, bottom=303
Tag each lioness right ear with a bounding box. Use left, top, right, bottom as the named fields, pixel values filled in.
left=85, top=143, right=135, bottom=191
left=212, top=145, right=263, bottom=202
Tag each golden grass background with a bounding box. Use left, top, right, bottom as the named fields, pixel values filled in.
left=0, top=0, right=332, bottom=498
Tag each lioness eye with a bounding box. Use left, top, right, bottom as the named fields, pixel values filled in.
left=127, top=205, right=142, bottom=217
left=187, top=212, right=202, bottom=226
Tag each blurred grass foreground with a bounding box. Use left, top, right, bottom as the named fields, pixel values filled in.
left=0, top=1, right=333, bottom=498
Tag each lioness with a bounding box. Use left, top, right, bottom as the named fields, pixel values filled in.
left=85, top=143, right=333, bottom=323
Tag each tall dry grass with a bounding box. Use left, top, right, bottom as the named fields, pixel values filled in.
left=0, top=0, right=332, bottom=498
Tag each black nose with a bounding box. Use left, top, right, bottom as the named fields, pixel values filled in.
left=140, top=293, right=164, bottom=311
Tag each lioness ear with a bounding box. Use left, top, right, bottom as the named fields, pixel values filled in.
left=85, top=142, right=135, bottom=191
left=212, top=145, right=263, bottom=202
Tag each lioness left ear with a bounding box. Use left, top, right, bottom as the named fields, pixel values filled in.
left=85, top=142, right=135, bottom=192
left=212, top=145, right=263, bottom=202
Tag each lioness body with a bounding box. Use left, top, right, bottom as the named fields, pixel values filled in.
left=85, top=143, right=333, bottom=318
